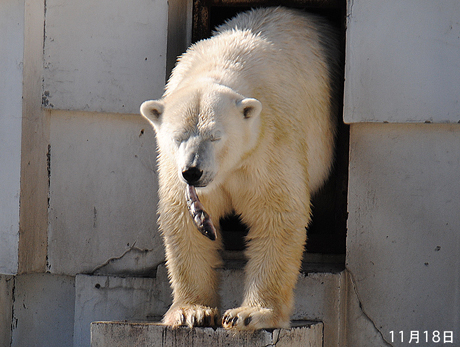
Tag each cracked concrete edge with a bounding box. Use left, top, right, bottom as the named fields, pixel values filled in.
left=344, top=269, right=393, bottom=347
left=90, top=245, right=138, bottom=273
left=90, top=242, right=162, bottom=277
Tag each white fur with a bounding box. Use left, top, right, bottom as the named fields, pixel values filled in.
left=141, top=7, right=341, bottom=330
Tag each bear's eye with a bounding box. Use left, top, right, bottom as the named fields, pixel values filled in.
left=210, top=131, right=222, bottom=142
left=173, top=136, right=183, bottom=145
left=173, top=131, right=188, bottom=145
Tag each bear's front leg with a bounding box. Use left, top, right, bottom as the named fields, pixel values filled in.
left=160, top=200, right=223, bottom=328
left=222, top=206, right=308, bottom=330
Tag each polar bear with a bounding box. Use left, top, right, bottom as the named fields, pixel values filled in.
left=140, top=7, right=341, bottom=330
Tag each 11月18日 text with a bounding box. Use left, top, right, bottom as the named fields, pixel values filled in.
left=389, top=330, right=454, bottom=344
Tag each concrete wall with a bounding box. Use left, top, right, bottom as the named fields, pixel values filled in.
left=43, top=0, right=169, bottom=276
left=48, top=110, right=164, bottom=276
left=347, top=124, right=460, bottom=345
left=43, top=0, right=168, bottom=114
left=18, top=0, right=49, bottom=275
left=344, top=0, right=460, bottom=345
left=0, top=0, right=24, bottom=276
left=1, top=0, right=173, bottom=346
left=344, top=0, right=460, bottom=123
left=74, top=265, right=172, bottom=347
left=10, top=274, right=75, bottom=347
left=0, top=276, right=14, bottom=347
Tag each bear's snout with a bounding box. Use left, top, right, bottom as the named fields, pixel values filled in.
left=182, top=167, right=203, bottom=186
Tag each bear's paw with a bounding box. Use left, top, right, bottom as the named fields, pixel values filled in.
left=222, top=306, right=290, bottom=330
left=163, top=304, right=219, bottom=328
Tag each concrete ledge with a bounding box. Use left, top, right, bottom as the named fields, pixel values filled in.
left=91, top=321, right=323, bottom=347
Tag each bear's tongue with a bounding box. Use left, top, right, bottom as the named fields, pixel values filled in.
left=185, top=184, right=217, bottom=241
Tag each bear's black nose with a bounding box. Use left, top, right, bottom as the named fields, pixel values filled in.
left=182, top=167, right=203, bottom=185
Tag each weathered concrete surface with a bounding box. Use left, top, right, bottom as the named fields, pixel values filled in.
left=2, top=267, right=391, bottom=347
left=347, top=123, right=460, bottom=346
left=74, top=265, right=172, bottom=347
left=43, top=0, right=168, bottom=114
left=345, top=271, right=392, bottom=347
left=91, top=321, right=323, bottom=347
left=48, top=110, right=164, bottom=276
left=0, top=275, right=14, bottom=347
left=344, top=0, right=460, bottom=123
left=76, top=266, right=344, bottom=347
left=18, top=0, right=49, bottom=275
left=10, top=274, right=75, bottom=347
left=0, top=0, right=23, bottom=276
left=292, top=270, right=346, bottom=346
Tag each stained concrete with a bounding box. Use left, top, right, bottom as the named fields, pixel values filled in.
left=74, top=266, right=172, bottom=347
left=347, top=123, right=460, bottom=345
left=0, top=275, right=14, bottom=347
left=48, top=111, right=164, bottom=276
left=90, top=321, right=324, bottom=347
left=344, top=0, right=460, bottom=123
left=10, top=274, right=75, bottom=347
left=18, top=0, right=49, bottom=275
left=0, top=0, right=23, bottom=276
left=75, top=264, right=349, bottom=347
left=43, top=0, right=168, bottom=114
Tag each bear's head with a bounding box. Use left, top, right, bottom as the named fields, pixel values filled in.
left=140, top=83, right=262, bottom=190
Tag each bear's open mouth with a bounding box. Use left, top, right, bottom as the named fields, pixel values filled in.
left=185, top=184, right=217, bottom=241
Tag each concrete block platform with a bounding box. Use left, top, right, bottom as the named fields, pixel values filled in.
left=91, top=321, right=323, bottom=347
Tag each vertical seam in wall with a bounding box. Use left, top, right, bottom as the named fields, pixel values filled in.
left=9, top=276, right=16, bottom=347
left=42, top=0, right=47, bottom=108
left=43, top=0, right=46, bottom=54
left=45, top=111, right=51, bottom=273
left=322, top=320, right=325, bottom=347
left=19, top=0, right=49, bottom=274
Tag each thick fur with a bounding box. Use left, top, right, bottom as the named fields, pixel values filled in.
left=140, top=7, right=341, bottom=330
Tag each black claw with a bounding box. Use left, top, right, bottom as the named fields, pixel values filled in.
left=203, top=315, right=211, bottom=326
left=232, top=316, right=238, bottom=326
left=180, top=313, right=186, bottom=325
left=244, top=316, right=252, bottom=326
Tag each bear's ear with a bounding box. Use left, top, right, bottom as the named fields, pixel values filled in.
left=236, top=98, right=262, bottom=119
left=140, top=100, right=164, bottom=126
